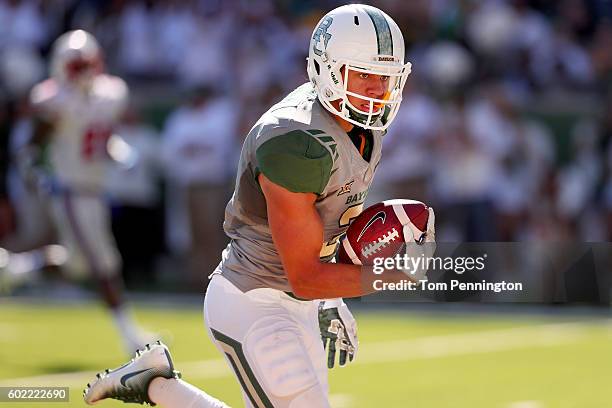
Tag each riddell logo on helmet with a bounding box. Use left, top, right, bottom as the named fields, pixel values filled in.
left=330, top=72, right=340, bottom=85
left=377, top=56, right=395, bottom=62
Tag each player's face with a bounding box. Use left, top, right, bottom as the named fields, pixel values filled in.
left=344, top=68, right=390, bottom=113
left=65, top=55, right=103, bottom=84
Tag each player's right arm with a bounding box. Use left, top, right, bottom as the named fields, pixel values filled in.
left=29, top=79, right=58, bottom=147
left=18, top=80, right=59, bottom=185
left=259, top=173, right=368, bottom=299
left=259, top=174, right=407, bottom=299
left=255, top=129, right=407, bottom=299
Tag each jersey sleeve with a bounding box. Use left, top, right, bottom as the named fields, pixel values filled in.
left=255, top=129, right=333, bottom=195
left=29, top=79, right=60, bottom=121
left=95, top=75, right=129, bottom=121
left=111, top=76, right=129, bottom=118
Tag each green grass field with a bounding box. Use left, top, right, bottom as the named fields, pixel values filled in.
left=0, top=300, right=610, bottom=408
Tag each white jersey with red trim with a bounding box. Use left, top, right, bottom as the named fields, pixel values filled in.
left=29, top=74, right=128, bottom=192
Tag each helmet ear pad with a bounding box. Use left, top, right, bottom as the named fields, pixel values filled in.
left=308, top=58, right=345, bottom=119
left=308, top=56, right=344, bottom=101
left=326, top=62, right=345, bottom=102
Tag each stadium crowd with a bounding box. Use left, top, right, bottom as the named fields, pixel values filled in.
left=1, top=0, right=611, bottom=288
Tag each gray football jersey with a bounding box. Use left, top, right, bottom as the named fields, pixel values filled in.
left=218, top=83, right=384, bottom=292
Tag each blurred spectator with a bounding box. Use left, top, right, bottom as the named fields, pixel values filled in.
left=106, top=106, right=165, bottom=285
left=177, top=9, right=235, bottom=87
left=490, top=105, right=555, bottom=241
left=605, top=142, right=612, bottom=240
left=155, top=1, right=198, bottom=75
left=116, top=0, right=157, bottom=77
left=557, top=119, right=602, bottom=221
left=378, top=79, right=441, bottom=201
left=0, top=47, right=45, bottom=99
left=602, top=97, right=612, bottom=241
left=422, top=41, right=475, bottom=92
left=1, top=98, right=54, bottom=251
left=466, top=1, right=518, bottom=60
left=0, top=99, right=15, bottom=241
left=432, top=96, right=499, bottom=241
left=590, top=20, right=612, bottom=87
left=0, top=0, right=48, bottom=51
left=106, top=107, right=162, bottom=208
left=162, top=85, right=237, bottom=285
left=1, top=0, right=612, bottom=292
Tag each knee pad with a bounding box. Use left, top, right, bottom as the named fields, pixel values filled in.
left=287, top=384, right=330, bottom=408
left=244, top=316, right=319, bottom=399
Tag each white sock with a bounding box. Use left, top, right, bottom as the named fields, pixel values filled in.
left=148, top=377, right=229, bottom=408
left=111, top=306, right=142, bottom=347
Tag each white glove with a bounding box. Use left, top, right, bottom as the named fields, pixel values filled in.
left=425, top=207, right=436, bottom=243
left=318, top=298, right=358, bottom=368
left=401, top=207, right=436, bottom=282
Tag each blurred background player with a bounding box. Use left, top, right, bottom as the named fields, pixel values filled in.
left=25, top=29, right=151, bottom=353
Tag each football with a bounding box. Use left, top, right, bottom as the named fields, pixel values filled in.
left=337, top=199, right=430, bottom=265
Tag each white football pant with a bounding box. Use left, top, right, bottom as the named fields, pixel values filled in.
left=49, top=192, right=121, bottom=279
left=204, top=274, right=330, bottom=408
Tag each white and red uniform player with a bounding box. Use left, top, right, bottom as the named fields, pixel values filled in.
left=29, top=29, right=149, bottom=353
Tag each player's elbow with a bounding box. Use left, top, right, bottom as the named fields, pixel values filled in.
left=286, top=263, right=323, bottom=300
left=290, top=284, right=319, bottom=300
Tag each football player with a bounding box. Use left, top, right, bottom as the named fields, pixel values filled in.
left=84, top=4, right=435, bottom=407
left=27, top=30, right=150, bottom=353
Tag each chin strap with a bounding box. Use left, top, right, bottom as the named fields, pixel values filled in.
left=342, top=101, right=382, bottom=127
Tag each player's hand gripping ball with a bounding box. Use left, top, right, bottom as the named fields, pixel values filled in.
left=337, top=199, right=435, bottom=267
